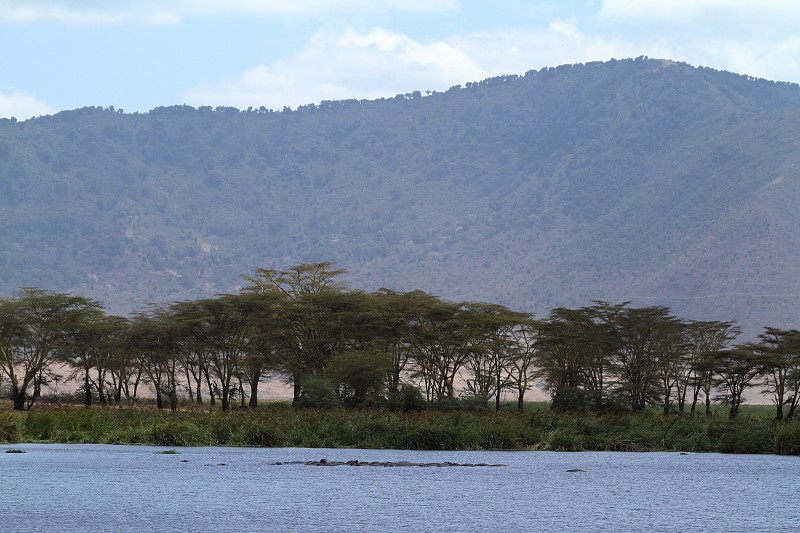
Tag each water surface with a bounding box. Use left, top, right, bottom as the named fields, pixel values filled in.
left=2, top=444, right=795, bottom=532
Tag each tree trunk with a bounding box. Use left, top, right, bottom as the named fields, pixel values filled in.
left=517, top=391, right=525, bottom=412
left=185, top=368, right=194, bottom=403
left=494, top=368, right=502, bottom=412
left=84, top=371, right=92, bottom=407
left=29, top=376, right=43, bottom=410
left=11, top=386, right=26, bottom=411
left=292, top=373, right=302, bottom=407
left=676, top=382, right=687, bottom=413
left=239, top=378, right=246, bottom=408
left=690, top=386, right=700, bottom=415
left=205, top=373, right=216, bottom=406
left=97, top=369, right=107, bottom=405
left=221, top=388, right=230, bottom=412
left=729, top=392, right=740, bottom=418
left=195, top=376, right=203, bottom=404
left=249, top=379, right=259, bottom=408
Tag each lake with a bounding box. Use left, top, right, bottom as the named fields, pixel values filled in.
left=2, top=444, right=796, bottom=532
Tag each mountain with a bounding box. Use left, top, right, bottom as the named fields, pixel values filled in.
left=1, top=56, right=799, bottom=338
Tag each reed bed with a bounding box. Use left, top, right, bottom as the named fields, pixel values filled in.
left=2, top=404, right=799, bottom=455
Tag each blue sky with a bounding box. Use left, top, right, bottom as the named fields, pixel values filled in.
left=1, top=0, right=799, bottom=120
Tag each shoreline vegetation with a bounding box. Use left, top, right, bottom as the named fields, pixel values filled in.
left=3, top=261, right=800, bottom=457
left=3, top=403, right=800, bottom=456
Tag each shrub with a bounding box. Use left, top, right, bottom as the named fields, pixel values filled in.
left=24, top=411, right=56, bottom=440
left=387, top=385, right=426, bottom=412
left=551, top=387, right=589, bottom=412
left=148, top=421, right=201, bottom=447
left=775, top=422, right=800, bottom=455
left=295, top=376, right=341, bottom=409
left=547, top=429, right=585, bottom=451
left=236, top=421, right=279, bottom=447
left=718, top=418, right=775, bottom=454
left=0, top=412, right=20, bottom=443
left=401, top=425, right=475, bottom=450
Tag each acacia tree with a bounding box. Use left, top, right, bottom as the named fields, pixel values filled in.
left=536, top=302, right=626, bottom=412
left=242, top=262, right=347, bottom=298
left=704, top=344, right=767, bottom=417
left=103, top=316, right=147, bottom=403
left=535, top=307, right=595, bottom=411
left=460, top=303, right=532, bottom=411
left=174, top=321, right=211, bottom=405
left=295, top=289, right=391, bottom=406
left=236, top=291, right=286, bottom=408
left=579, top=302, right=625, bottom=411
left=653, top=319, right=688, bottom=415
left=129, top=308, right=181, bottom=410
left=173, top=294, right=265, bottom=411
left=404, top=296, right=484, bottom=402
left=758, top=327, right=800, bottom=420
left=370, top=289, right=424, bottom=396
left=0, top=289, right=102, bottom=410
left=242, top=262, right=350, bottom=405
left=684, top=320, right=740, bottom=415
left=612, top=306, right=681, bottom=411
left=505, top=320, right=540, bottom=411
left=60, top=309, right=115, bottom=407
left=326, top=349, right=391, bottom=407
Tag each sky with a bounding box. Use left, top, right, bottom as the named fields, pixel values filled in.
left=1, top=0, right=799, bottom=120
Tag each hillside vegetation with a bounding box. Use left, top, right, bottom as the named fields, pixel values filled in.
left=1, top=57, right=799, bottom=338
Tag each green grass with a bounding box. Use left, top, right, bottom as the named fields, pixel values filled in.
left=3, top=404, right=798, bottom=455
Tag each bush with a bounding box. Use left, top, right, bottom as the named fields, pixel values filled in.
left=148, top=422, right=199, bottom=447
left=479, top=425, right=520, bottom=449
left=24, top=411, right=56, bottom=440
left=401, top=425, right=467, bottom=450
left=387, top=385, right=426, bottom=412
left=3, top=404, right=791, bottom=454
left=776, top=422, right=800, bottom=455
left=718, top=418, right=775, bottom=454
left=236, top=420, right=279, bottom=446
left=0, top=411, right=20, bottom=442
left=551, top=387, right=589, bottom=412
left=430, top=396, right=488, bottom=412
left=547, top=429, right=586, bottom=451
left=295, top=376, right=341, bottom=408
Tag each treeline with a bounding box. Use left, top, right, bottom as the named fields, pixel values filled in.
left=1, top=262, right=799, bottom=418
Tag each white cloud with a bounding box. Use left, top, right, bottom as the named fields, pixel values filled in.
left=182, top=12, right=800, bottom=113
left=600, top=0, right=800, bottom=20
left=0, top=89, right=54, bottom=120
left=599, top=0, right=800, bottom=36
left=0, top=0, right=456, bottom=24
left=447, top=9, right=800, bottom=85
left=595, top=0, right=800, bottom=82
left=183, top=27, right=486, bottom=109
left=447, top=22, right=645, bottom=79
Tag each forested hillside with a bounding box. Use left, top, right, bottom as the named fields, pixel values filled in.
left=1, top=57, right=799, bottom=338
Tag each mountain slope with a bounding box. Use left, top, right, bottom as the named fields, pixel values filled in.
left=1, top=57, right=799, bottom=338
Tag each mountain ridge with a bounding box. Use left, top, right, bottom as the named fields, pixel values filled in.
left=1, top=57, right=799, bottom=339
